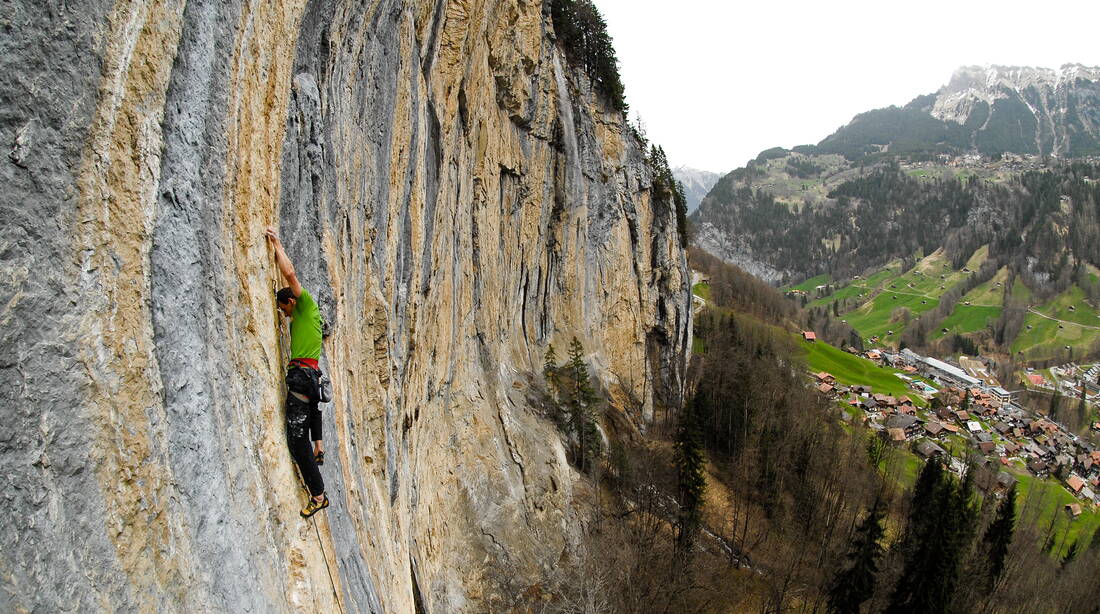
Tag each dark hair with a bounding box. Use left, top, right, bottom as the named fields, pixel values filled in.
left=276, top=287, right=296, bottom=304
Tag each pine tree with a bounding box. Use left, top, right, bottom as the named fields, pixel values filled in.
left=675, top=397, right=707, bottom=548
left=1062, top=539, right=1080, bottom=568
left=544, top=344, right=558, bottom=381
left=886, top=459, right=978, bottom=614
left=827, top=502, right=886, bottom=614
left=982, top=484, right=1017, bottom=588
left=565, top=337, right=601, bottom=472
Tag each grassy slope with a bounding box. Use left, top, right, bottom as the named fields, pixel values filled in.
left=1012, top=469, right=1100, bottom=557
left=787, top=274, right=830, bottom=293
left=814, top=249, right=985, bottom=345
left=693, top=282, right=712, bottom=301
left=799, top=338, right=928, bottom=405
left=882, top=448, right=1097, bottom=558
left=806, top=245, right=1100, bottom=360
left=1012, top=286, right=1100, bottom=359
left=932, top=306, right=1003, bottom=338
left=956, top=266, right=1009, bottom=306
left=929, top=266, right=1008, bottom=339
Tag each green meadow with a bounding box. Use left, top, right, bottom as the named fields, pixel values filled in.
left=799, top=338, right=927, bottom=405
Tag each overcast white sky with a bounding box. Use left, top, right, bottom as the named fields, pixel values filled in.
left=594, top=0, right=1100, bottom=173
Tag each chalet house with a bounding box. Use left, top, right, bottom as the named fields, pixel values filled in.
left=996, top=472, right=1017, bottom=493
left=1081, top=486, right=1097, bottom=503
left=871, top=394, right=898, bottom=410
left=802, top=331, right=816, bottom=342
left=887, top=428, right=907, bottom=443
left=1067, top=475, right=1086, bottom=494
left=942, top=423, right=961, bottom=434
left=915, top=440, right=947, bottom=459
left=814, top=372, right=836, bottom=384
left=817, top=383, right=835, bottom=396
left=1056, top=453, right=1076, bottom=469
left=978, top=441, right=997, bottom=454
left=886, top=414, right=922, bottom=438
left=925, top=422, right=945, bottom=437
left=1065, top=503, right=1083, bottom=518
left=1028, top=459, right=1050, bottom=476
left=973, top=459, right=1016, bottom=494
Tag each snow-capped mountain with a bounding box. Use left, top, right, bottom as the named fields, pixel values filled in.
left=672, top=166, right=722, bottom=213
left=928, top=64, right=1100, bottom=157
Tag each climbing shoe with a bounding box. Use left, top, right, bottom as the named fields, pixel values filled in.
left=315, top=450, right=324, bottom=465
left=300, top=494, right=329, bottom=518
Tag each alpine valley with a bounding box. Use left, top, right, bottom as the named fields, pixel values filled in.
left=692, top=64, right=1100, bottom=362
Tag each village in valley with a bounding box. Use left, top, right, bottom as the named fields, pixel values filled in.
left=802, top=329, right=1100, bottom=518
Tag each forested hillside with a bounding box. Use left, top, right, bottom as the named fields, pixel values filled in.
left=695, top=157, right=1100, bottom=286
left=681, top=250, right=1100, bottom=613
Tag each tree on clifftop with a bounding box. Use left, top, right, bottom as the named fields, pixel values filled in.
left=549, top=0, right=627, bottom=112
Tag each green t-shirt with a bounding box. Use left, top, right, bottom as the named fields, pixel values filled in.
left=290, top=288, right=323, bottom=360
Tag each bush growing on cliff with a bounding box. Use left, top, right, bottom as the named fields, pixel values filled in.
left=549, top=0, right=627, bottom=112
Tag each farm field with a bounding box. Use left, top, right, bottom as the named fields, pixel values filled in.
left=806, top=265, right=900, bottom=308
left=788, top=274, right=830, bottom=293
left=844, top=290, right=939, bottom=345
left=1012, top=287, right=1100, bottom=360
left=932, top=305, right=1003, bottom=339
left=812, top=249, right=985, bottom=344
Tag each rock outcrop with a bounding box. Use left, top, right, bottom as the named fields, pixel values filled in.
left=0, top=1, right=689, bottom=612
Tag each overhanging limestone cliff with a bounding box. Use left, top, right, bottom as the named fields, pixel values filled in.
left=0, top=1, right=689, bottom=612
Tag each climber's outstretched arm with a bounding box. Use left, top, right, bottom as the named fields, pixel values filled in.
left=265, top=226, right=302, bottom=298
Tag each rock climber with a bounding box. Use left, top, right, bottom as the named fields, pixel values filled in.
left=266, top=225, right=329, bottom=518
